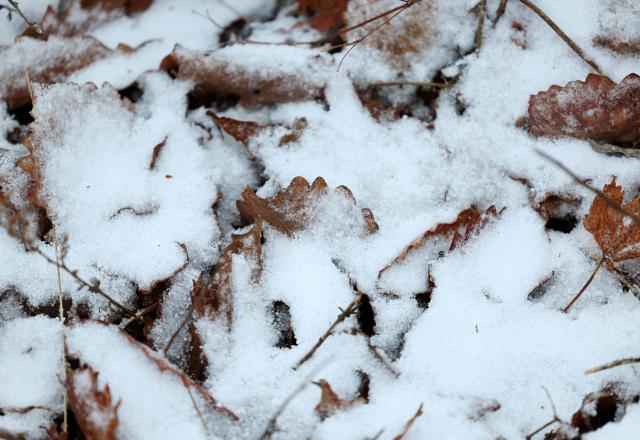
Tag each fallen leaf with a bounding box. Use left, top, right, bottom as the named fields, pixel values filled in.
left=208, top=112, right=266, bottom=145
left=378, top=206, right=500, bottom=280
left=583, top=177, right=640, bottom=263
left=312, top=379, right=364, bottom=420
left=0, top=36, right=111, bottom=110
left=237, top=176, right=379, bottom=236
left=67, top=367, right=120, bottom=440
left=593, top=35, right=640, bottom=55
left=193, top=220, right=263, bottom=328
left=160, top=45, right=325, bottom=107
left=569, top=389, right=621, bottom=434
left=528, top=73, right=640, bottom=147
left=298, top=0, right=348, bottom=33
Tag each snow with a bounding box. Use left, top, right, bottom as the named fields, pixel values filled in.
left=2, top=0, right=640, bottom=438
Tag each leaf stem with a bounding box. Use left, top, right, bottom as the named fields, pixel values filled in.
left=561, top=255, right=604, bottom=313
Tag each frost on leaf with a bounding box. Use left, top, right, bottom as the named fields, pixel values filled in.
left=67, top=367, right=120, bottom=440
left=312, top=379, right=364, bottom=420
left=583, top=177, right=640, bottom=263
left=237, top=176, right=379, bottom=236
left=528, top=74, right=640, bottom=147
left=160, top=45, right=325, bottom=107
left=378, top=206, right=500, bottom=281
left=193, top=221, right=263, bottom=328
left=0, top=36, right=111, bottom=110
left=298, top=0, right=348, bottom=33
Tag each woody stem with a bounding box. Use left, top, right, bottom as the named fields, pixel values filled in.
left=562, top=255, right=605, bottom=313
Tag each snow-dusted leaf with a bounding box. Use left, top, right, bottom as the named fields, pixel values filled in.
left=583, top=177, right=640, bottom=263
left=237, top=176, right=379, bottom=236
left=312, top=379, right=364, bottom=420
left=67, top=367, right=120, bottom=440
left=298, top=0, right=348, bottom=33
left=528, top=74, right=640, bottom=147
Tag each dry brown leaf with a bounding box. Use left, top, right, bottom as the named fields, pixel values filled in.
left=583, top=177, right=640, bottom=263
left=193, top=220, right=263, bottom=328
left=528, top=73, right=640, bottom=147
left=593, top=36, right=640, bottom=55
left=67, top=367, right=120, bottom=440
left=298, top=0, right=348, bottom=33
left=208, top=112, right=266, bottom=145
left=378, top=206, right=500, bottom=280
left=237, top=176, right=379, bottom=236
left=160, top=45, right=325, bottom=107
left=569, top=389, right=621, bottom=435
left=312, top=379, right=364, bottom=420
left=392, top=403, right=424, bottom=440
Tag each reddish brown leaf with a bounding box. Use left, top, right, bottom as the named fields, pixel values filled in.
left=569, top=389, right=621, bottom=434
left=528, top=73, right=640, bottom=147
left=193, top=220, right=263, bottom=328
left=583, top=177, right=640, bottom=263
left=208, top=112, right=266, bottom=144
left=237, top=176, right=379, bottom=236
left=298, top=0, right=348, bottom=32
left=594, top=36, right=640, bottom=55
left=67, top=367, right=120, bottom=440
left=378, top=206, right=500, bottom=280
left=392, top=403, right=424, bottom=440
left=160, top=45, right=325, bottom=107
left=312, top=379, right=364, bottom=420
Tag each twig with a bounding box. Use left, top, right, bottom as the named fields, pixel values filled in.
left=392, top=403, right=424, bottom=440
left=371, top=81, right=452, bottom=89
left=53, top=226, right=67, bottom=434
left=7, top=0, right=43, bottom=38
left=494, top=0, right=508, bottom=23
left=589, top=139, right=640, bottom=158
left=535, top=149, right=640, bottom=224
left=366, top=338, right=400, bottom=378
left=259, top=362, right=328, bottom=440
left=525, top=387, right=562, bottom=439
left=585, top=357, right=640, bottom=375
left=293, top=294, right=362, bottom=370
left=163, top=302, right=195, bottom=354
left=118, top=302, right=158, bottom=330
left=561, top=255, right=604, bottom=313
left=185, top=386, right=208, bottom=434
left=475, top=0, right=487, bottom=50
left=519, top=0, right=603, bottom=75
left=588, top=254, right=640, bottom=302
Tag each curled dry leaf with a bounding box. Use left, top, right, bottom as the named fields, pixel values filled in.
left=378, top=206, right=501, bottom=280
left=298, top=0, right=348, bottom=33
left=568, top=388, right=621, bottom=435
left=583, top=177, right=640, bottom=264
left=0, top=36, right=111, bottom=110
left=67, top=367, right=120, bottom=440
left=312, top=379, right=364, bottom=420
left=160, top=45, right=325, bottom=107
left=528, top=73, right=640, bottom=147
left=237, top=176, right=379, bottom=236
left=208, top=112, right=266, bottom=145
left=193, top=221, right=263, bottom=328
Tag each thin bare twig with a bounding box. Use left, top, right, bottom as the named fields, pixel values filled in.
left=475, top=0, right=487, bottom=50
left=561, top=255, right=605, bottom=313
left=366, top=338, right=400, bottom=378
left=371, top=81, right=452, bottom=89
left=163, top=302, right=195, bottom=354
left=519, top=0, right=603, bottom=75
left=53, top=227, right=68, bottom=433
left=7, top=0, right=43, bottom=38
left=392, top=403, right=424, bottom=440
left=585, top=357, right=640, bottom=375
left=535, top=150, right=640, bottom=224
left=494, top=0, right=508, bottom=23
left=294, top=294, right=362, bottom=370
left=525, top=387, right=562, bottom=439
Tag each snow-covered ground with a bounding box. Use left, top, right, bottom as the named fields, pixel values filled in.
left=1, top=0, right=640, bottom=439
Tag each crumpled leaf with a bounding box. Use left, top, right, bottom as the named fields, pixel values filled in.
left=160, top=45, right=325, bottom=107
left=528, top=73, right=640, bottom=147
left=378, top=206, right=500, bottom=280
left=0, top=36, right=112, bottom=110
left=193, top=220, right=263, bottom=328
left=312, top=379, right=364, bottom=420
left=208, top=112, right=266, bottom=145
left=583, top=177, right=640, bottom=263
left=237, top=176, right=379, bottom=236
left=298, top=0, right=348, bottom=33
left=24, top=0, right=152, bottom=38
left=67, top=367, right=120, bottom=440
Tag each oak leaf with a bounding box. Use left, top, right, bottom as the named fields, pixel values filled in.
left=236, top=176, right=379, bottom=236
left=583, top=177, right=640, bottom=263
left=67, top=367, right=120, bottom=440
left=298, top=0, right=348, bottom=33
left=312, top=379, right=364, bottom=420
left=528, top=74, right=640, bottom=147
